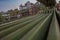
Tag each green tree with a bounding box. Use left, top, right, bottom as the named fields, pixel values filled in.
left=37, top=0, right=56, bottom=7
left=7, top=9, right=19, bottom=17
left=13, top=9, right=19, bottom=16
left=0, top=12, right=5, bottom=22
left=7, top=9, right=14, bottom=16
left=0, top=12, right=4, bottom=22
left=0, top=12, right=2, bottom=22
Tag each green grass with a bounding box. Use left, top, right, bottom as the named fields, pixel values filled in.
left=0, top=14, right=48, bottom=40
left=0, top=13, right=43, bottom=31
left=0, top=13, right=44, bottom=38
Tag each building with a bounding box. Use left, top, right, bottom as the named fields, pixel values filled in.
left=19, top=9, right=29, bottom=16
left=19, top=1, right=34, bottom=10
left=19, top=4, right=28, bottom=10
left=19, top=1, right=34, bottom=15
left=25, top=1, right=34, bottom=7
left=19, top=1, right=40, bottom=16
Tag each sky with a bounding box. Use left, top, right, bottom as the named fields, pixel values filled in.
left=0, top=0, right=60, bottom=12
left=0, top=0, right=37, bottom=12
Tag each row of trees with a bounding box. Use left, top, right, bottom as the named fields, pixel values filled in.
left=0, top=12, right=2, bottom=22
left=0, top=9, right=20, bottom=23
left=7, top=9, right=19, bottom=16
left=37, top=0, right=56, bottom=7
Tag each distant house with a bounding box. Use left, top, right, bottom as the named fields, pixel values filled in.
left=28, top=2, right=40, bottom=15
left=19, top=4, right=28, bottom=10
left=19, top=1, right=40, bottom=16
left=25, top=1, right=34, bottom=7
left=19, top=1, right=34, bottom=10
left=19, top=1, right=34, bottom=15
left=20, top=9, right=29, bottom=16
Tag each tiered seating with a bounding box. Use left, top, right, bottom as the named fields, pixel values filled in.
left=0, top=9, right=60, bottom=40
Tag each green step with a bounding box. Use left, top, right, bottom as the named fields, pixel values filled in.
left=20, top=14, right=52, bottom=40
left=47, top=13, right=60, bottom=40
left=0, top=14, right=45, bottom=38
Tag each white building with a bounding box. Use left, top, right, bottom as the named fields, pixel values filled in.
left=19, top=4, right=27, bottom=10
left=19, top=1, right=34, bottom=10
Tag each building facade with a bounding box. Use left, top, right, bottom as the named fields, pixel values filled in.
left=19, top=1, right=40, bottom=16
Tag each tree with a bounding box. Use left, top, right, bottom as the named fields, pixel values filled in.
left=7, top=9, right=20, bottom=19
left=0, top=12, right=5, bottom=22
left=8, top=9, right=19, bottom=16
left=7, top=9, right=14, bottom=16
left=0, top=12, right=2, bottom=22
left=37, top=0, right=56, bottom=7
left=13, top=9, right=19, bottom=15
